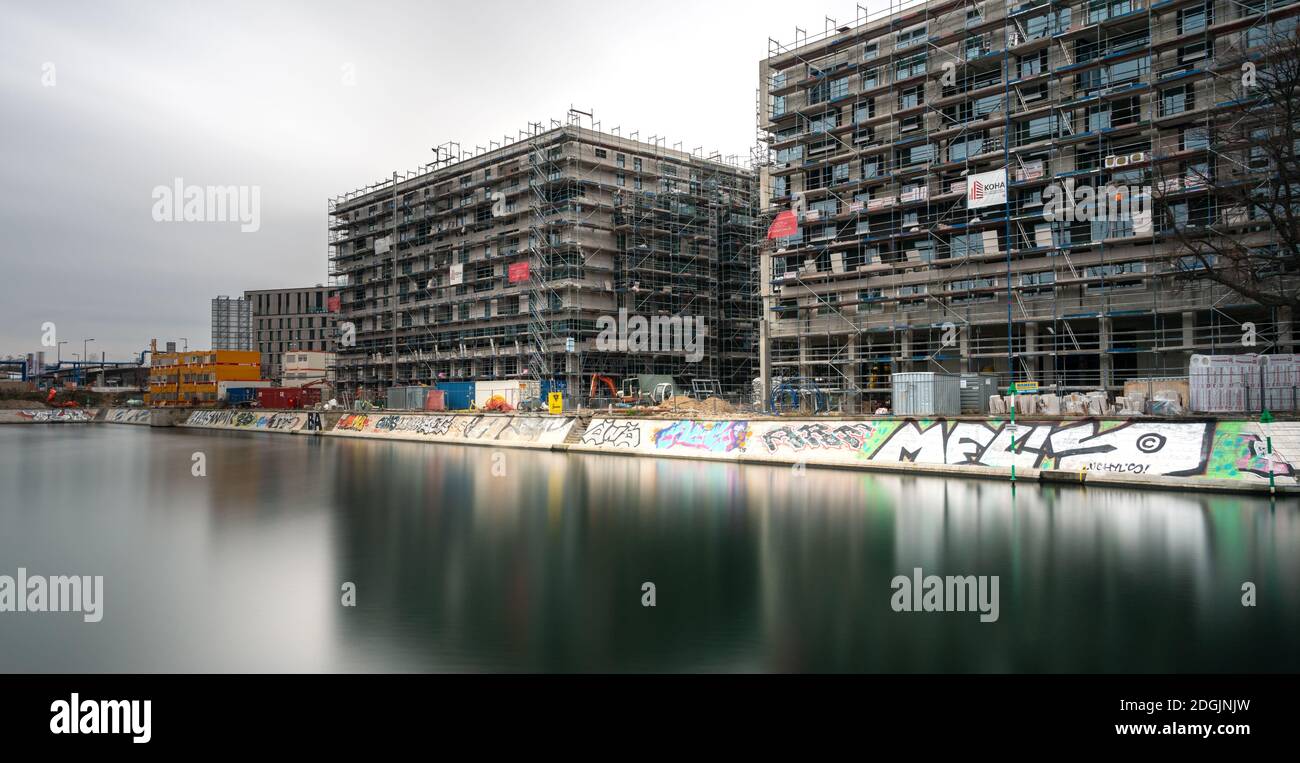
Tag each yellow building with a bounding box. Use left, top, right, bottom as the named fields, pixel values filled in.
left=147, top=350, right=261, bottom=407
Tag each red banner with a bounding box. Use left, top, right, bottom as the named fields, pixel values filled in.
left=766, top=209, right=798, bottom=240
left=508, top=261, right=530, bottom=283
left=327, top=295, right=341, bottom=313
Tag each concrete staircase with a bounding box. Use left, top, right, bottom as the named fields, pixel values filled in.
left=560, top=415, right=591, bottom=446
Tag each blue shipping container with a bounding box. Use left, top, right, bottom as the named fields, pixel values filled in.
left=436, top=382, right=476, bottom=410
left=226, top=387, right=259, bottom=405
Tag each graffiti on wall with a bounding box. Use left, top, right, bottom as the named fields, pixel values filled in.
left=16, top=409, right=94, bottom=422
left=580, top=420, right=642, bottom=448
left=863, top=419, right=1213, bottom=475
left=107, top=409, right=151, bottom=424
left=759, top=423, right=875, bottom=454
left=330, top=414, right=575, bottom=444
left=186, top=410, right=305, bottom=431
left=1205, top=421, right=1296, bottom=480
left=652, top=420, right=749, bottom=453
left=576, top=417, right=1294, bottom=483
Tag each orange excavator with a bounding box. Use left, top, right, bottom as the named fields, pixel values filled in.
left=589, top=374, right=618, bottom=401
left=46, top=387, right=80, bottom=408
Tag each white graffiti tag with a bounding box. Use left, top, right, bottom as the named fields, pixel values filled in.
left=581, top=420, right=642, bottom=448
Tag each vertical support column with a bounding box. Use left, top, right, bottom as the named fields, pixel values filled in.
left=1099, top=316, right=1112, bottom=391
left=798, top=336, right=810, bottom=384
left=959, top=325, right=970, bottom=375
left=759, top=320, right=772, bottom=411
left=901, top=329, right=913, bottom=374
left=566, top=352, right=579, bottom=409
left=845, top=332, right=859, bottom=391
left=1025, top=321, right=1038, bottom=380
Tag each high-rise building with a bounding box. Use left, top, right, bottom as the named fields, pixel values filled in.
left=210, top=296, right=252, bottom=351
left=327, top=118, right=758, bottom=402
left=758, top=0, right=1297, bottom=399
left=244, top=285, right=339, bottom=382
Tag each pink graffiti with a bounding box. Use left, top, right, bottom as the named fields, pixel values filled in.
left=652, top=420, right=749, bottom=453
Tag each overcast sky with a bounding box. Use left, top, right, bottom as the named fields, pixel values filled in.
left=0, top=0, right=878, bottom=361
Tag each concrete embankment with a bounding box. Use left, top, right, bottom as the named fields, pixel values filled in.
left=103, top=408, right=152, bottom=425
left=70, top=407, right=1300, bottom=494
left=177, top=409, right=343, bottom=434
left=0, top=408, right=101, bottom=423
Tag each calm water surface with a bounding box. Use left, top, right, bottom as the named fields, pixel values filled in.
left=1, top=424, right=1297, bottom=672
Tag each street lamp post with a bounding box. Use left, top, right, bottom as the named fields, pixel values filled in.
left=82, top=339, right=94, bottom=385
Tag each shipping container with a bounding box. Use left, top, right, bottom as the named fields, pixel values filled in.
left=386, top=386, right=433, bottom=410
left=225, top=387, right=260, bottom=405
left=436, top=381, right=475, bottom=411
left=217, top=379, right=271, bottom=401
left=892, top=372, right=961, bottom=416
left=256, top=387, right=321, bottom=410
left=959, top=374, right=999, bottom=414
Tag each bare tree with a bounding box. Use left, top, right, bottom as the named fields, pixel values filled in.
left=1159, top=28, right=1300, bottom=312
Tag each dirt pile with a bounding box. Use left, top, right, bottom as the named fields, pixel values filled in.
left=651, top=395, right=736, bottom=415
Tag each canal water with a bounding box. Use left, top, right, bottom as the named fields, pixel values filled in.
left=1, top=424, right=1297, bottom=673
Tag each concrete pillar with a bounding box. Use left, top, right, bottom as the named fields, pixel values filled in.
left=959, top=325, right=970, bottom=374
left=900, top=329, right=913, bottom=373
left=1025, top=322, right=1038, bottom=380
left=1182, top=311, right=1195, bottom=349
left=758, top=321, right=771, bottom=409
left=845, top=333, right=859, bottom=391
left=799, top=336, right=810, bottom=382
left=1098, top=316, right=1112, bottom=391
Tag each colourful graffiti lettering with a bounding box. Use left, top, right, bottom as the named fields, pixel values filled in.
left=336, top=414, right=370, bottom=431
left=652, top=420, right=749, bottom=453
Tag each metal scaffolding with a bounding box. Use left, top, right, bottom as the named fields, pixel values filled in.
left=759, top=0, right=1298, bottom=400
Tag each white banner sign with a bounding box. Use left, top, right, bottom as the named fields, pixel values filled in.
left=449, top=263, right=464, bottom=286
left=966, top=168, right=1008, bottom=209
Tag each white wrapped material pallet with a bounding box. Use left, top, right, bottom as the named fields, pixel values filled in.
left=1190, top=354, right=1261, bottom=412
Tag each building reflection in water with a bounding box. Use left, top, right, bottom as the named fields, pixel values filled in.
left=327, top=439, right=1300, bottom=673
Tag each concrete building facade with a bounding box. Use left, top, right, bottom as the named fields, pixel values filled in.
left=244, top=285, right=339, bottom=383
left=328, top=118, right=758, bottom=403
left=759, top=0, right=1298, bottom=398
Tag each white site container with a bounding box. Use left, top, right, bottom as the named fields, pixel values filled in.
left=474, top=380, right=525, bottom=409
left=892, top=372, right=961, bottom=416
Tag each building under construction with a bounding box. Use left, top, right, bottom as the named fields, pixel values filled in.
left=328, top=113, right=759, bottom=403
left=758, top=0, right=1298, bottom=400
